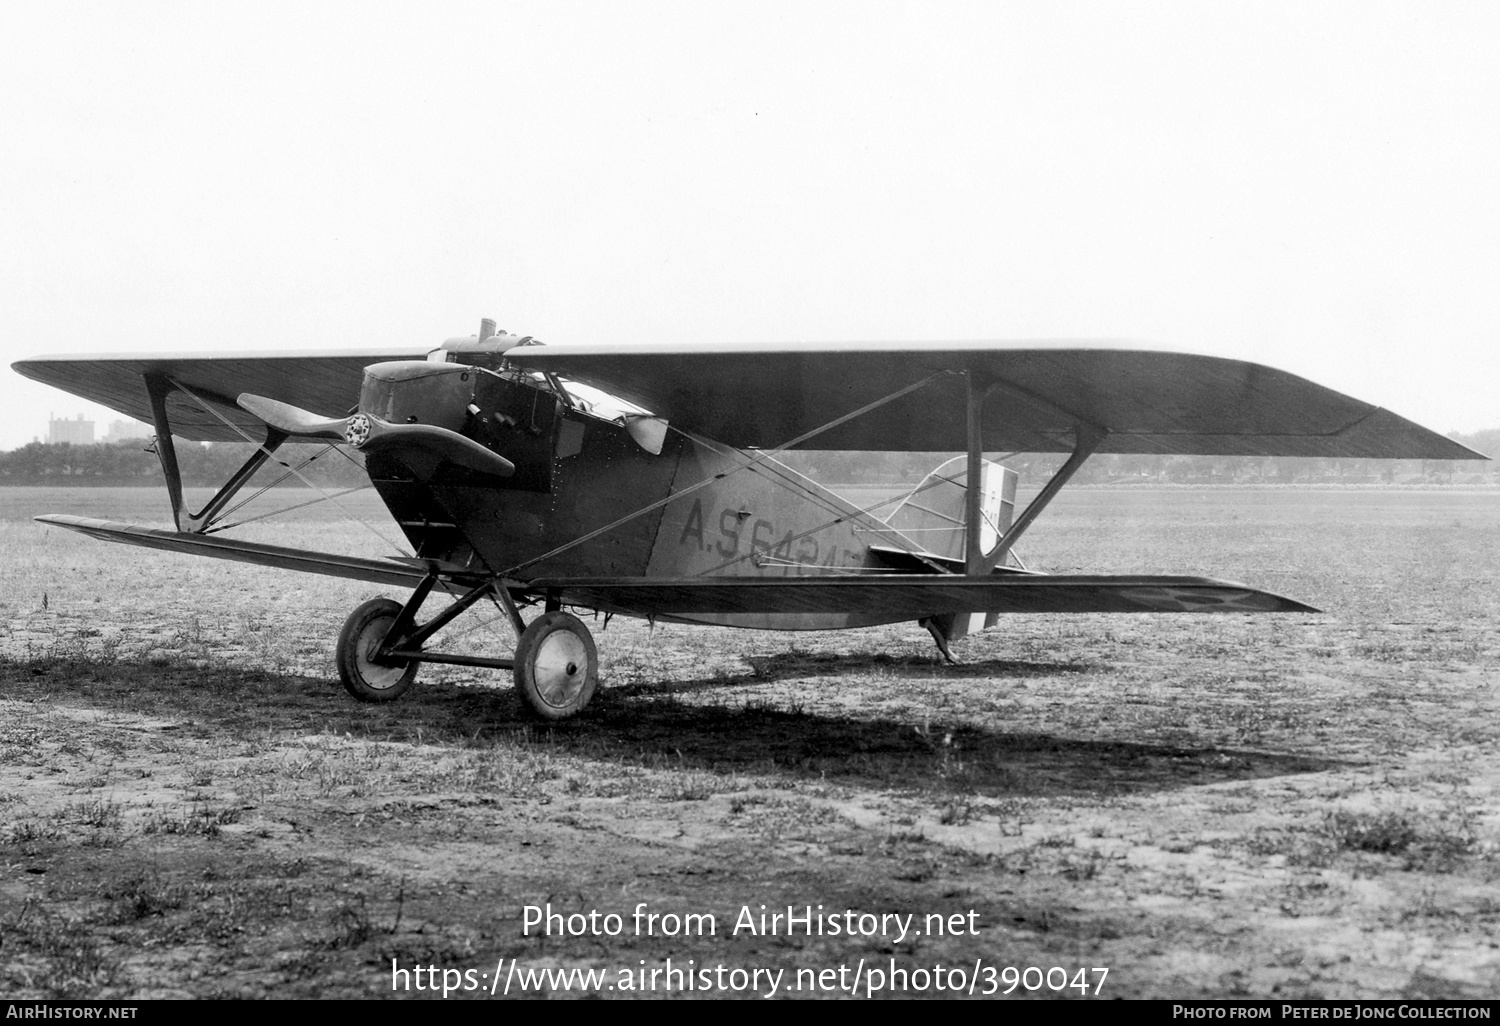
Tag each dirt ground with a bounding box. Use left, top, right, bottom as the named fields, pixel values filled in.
left=1, top=485, right=1496, bottom=999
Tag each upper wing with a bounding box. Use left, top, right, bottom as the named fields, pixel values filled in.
left=15, top=340, right=1479, bottom=458
left=505, top=341, right=1481, bottom=458
left=12, top=348, right=427, bottom=441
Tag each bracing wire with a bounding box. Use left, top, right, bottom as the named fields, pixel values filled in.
left=169, top=380, right=414, bottom=556
left=497, top=370, right=955, bottom=577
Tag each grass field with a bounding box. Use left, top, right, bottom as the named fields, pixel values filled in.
left=1, top=484, right=1497, bottom=999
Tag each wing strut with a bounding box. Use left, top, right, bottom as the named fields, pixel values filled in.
left=146, top=373, right=290, bottom=533
left=962, top=370, right=1108, bottom=576
left=989, top=422, right=1106, bottom=568
left=964, top=371, right=986, bottom=575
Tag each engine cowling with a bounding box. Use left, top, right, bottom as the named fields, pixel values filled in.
left=358, top=361, right=476, bottom=431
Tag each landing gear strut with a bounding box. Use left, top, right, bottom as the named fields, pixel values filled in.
left=333, top=576, right=601, bottom=719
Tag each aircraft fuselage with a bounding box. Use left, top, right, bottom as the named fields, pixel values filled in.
left=360, top=358, right=918, bottom=628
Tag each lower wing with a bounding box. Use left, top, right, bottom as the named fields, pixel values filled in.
left=526, top=575, right=1316, bottom=617
left=39, top=515, right=1316, bottom=616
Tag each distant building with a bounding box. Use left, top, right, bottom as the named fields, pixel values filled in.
left=47, top=414, right=94, bottom=445
left=104, top=418, right=152, bottom=443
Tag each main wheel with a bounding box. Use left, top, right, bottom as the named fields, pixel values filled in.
left=513, top=612, right=598, bottom=720
left=336, top=598, right=418, bottom=703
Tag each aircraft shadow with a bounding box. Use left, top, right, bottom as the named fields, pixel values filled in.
left=578, top=680, right=1337, bottom=798
left=4, top=657, right=1340, bottom=800
left=615, top=652, right=1089, bottom=698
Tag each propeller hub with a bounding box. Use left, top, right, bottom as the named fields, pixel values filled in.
left=344, top=413, right=372, bottom=448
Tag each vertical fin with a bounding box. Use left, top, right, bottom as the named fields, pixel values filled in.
left=884, top=457, right=1017, bottom=564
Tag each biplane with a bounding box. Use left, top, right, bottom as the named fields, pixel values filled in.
left=13, top=321, right=1482, bottom=719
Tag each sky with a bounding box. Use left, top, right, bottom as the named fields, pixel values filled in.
left=4, top=1, right=1497, bottom=449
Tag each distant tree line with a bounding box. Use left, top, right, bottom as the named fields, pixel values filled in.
left=0, top=439, right=369, bottom=486
left=1, top=428, right=1494, bottom=487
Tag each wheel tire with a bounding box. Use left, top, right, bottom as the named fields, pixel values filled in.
left=513, top=612, right=598, bottom=720
left=336, top=598, right=418, bottom=703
